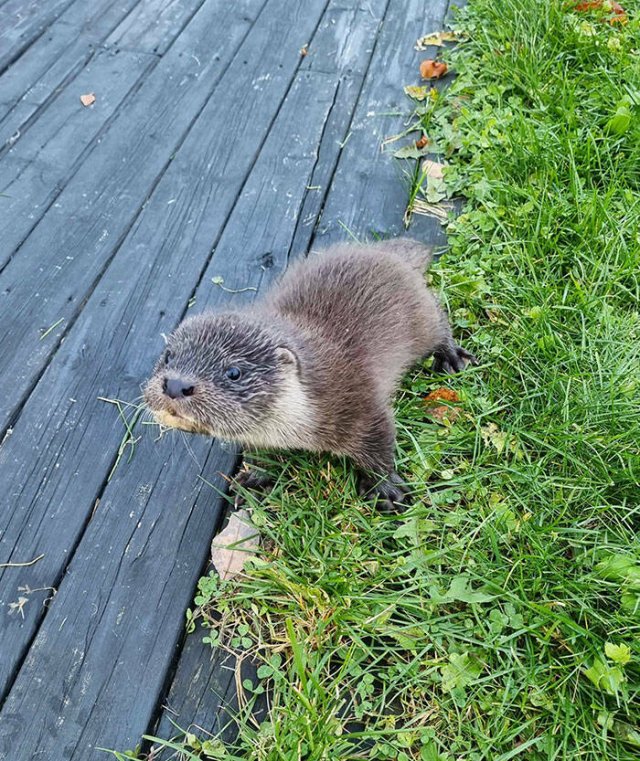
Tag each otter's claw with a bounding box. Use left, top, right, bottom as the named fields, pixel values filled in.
left=358, top=471, right=409, bottom=513
left=231, top=465, right=275, bottom=508
left=432, top=344, right=477, bottom=374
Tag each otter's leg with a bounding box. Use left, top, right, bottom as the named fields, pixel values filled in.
left=231, top=456, right=275, bottom=508
left=347, top=408, right=409, bottom=513
left=431, top=313, right=478, bottom=374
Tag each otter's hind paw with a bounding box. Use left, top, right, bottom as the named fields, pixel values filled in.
left=231, top=464, right=275, bottom=508
left=432, top=344, right=478, bottom=374
left=359, top=471, right=409, bottom=513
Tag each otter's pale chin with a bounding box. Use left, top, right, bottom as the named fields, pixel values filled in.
left=150, top=408, right=212, bottom=436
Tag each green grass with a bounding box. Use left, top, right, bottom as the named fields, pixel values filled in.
left=111, top=1, right=640, bottom=758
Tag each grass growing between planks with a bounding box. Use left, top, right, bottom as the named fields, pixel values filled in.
left=111, top=0, right=640, bottom=758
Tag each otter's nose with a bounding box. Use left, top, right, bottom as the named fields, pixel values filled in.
left=163, top=377, right=195, bottom=399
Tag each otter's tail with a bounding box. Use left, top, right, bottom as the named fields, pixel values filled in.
left=370, top=237, right=435, bottom=273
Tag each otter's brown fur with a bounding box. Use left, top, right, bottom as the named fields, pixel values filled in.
left=144, top=238, right=475, bottom=509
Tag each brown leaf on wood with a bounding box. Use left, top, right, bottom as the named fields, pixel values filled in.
left=415, top=135, right=429, bottom=149
left=80, top=93, right=96, bottom=107
left=210, top=509, right=260, bottom=581
left=423, top=388, right=461, bottom=423
left=420, top=60, right=448, bottom=80
left=300, top=44, right=309, bottom=56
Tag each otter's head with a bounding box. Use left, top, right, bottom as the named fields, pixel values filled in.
left=143, top=312, right=301, bottom=443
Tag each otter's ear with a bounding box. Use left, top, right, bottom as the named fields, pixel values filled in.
left=275, top=346, right=299, bottom=370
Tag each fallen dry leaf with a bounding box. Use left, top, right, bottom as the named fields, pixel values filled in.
left=420, top=60, right=448, bottom=80
left=481, top=422, right=522, bottom=458
left=80, top=93, right=96, bottom=107
left=403, top=84, right=432, bottom=101
left=422, top=159, right=445, bottom=179
left=573, top=0, right=627, bottom=23
left=415, top=135, right=429, bottom=149
left=481, top=422, right=508, bottom=453
left=210, top=509, right=260, bottom=581
left=424, top=388, right=461, bottom=423
left=300, top=43, right=309, bottom=56
left=415, top=30, right=460, bottom=50
left=394, top=142, right=430, bottom=159
left=410, top=198, right=452, bottom=220
left=610, top=1, right=628, bottom=22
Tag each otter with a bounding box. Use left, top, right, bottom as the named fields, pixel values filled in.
left=143, top=239, right=476, bottom=510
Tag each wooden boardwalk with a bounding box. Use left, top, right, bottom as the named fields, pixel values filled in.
left=0, top=0, right=451, bottom=756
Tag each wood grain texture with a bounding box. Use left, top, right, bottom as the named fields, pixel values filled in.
left=106, top=0, right=207, bottom=55
left=0, top=1, right=138, bottom=140
left=0, top=0, right=266, bottom=699
left=0, top=47, right=156, bottom=265
left=312, top=0, right=452, bottom=248
left=0, top=0, right=76, bottom=73
left=0, top=0, right=206, bottom=150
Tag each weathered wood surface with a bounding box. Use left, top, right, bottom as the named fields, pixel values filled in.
left=0, top=0, right=75, bottom=73
left=0, top=0, right=453, bottom=756
left=0, top=0, right=205, bottom=149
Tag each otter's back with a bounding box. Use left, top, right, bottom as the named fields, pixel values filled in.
left=262, top=241, right=445, bottom=369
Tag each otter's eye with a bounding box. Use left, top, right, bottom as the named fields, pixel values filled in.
left=225, top=366, right=242, bottom=381
left=164, top=350, right=172, bottom=365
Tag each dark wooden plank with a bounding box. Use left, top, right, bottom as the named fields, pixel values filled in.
left=0, top=0, right=77, bottom=74
left=313, top=0, right=452, bottom=248
left=0, top=2, right=141, bottom=143
left=0, top=18, right=336, bottom=758
left=0, top=48, right=156, bottom=263
left=0, top=0, right=205, bottom=150
left=156, top=641, right=260, bottom=745
left=0, top=0, right=264, bottom=434
left=106, top=0, right=208, bottom=55
left=289, top=0, right=388, bottom=258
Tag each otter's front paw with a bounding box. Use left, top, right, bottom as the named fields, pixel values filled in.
left=358, top=471, right=409, bottom=513
left=231, top=464, right=275, bottom=508
left=432, top=344, right=478, bottom=374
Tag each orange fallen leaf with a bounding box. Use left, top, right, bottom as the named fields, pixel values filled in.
left=80, top=93, right=96, bottom=107
left=300, top=44, right=309, bottom=56
left=420, top=60, right=448, bottom=79
left=415, top=135, right=429, bottom=149
left=423, top=388, right=461, bottom=423
left=609, top=1, right=628, bottom=23
left=573, top=0, right=627, bottom=23
left=574, top=1, right=602, bottom=10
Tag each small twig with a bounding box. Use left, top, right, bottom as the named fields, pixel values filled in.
left=211, top=276, right=257, bottom=293
left=98, top=397, right=146, bottom=478
left=39, top=318, right=64, bottom=340
left=337, top=220, right=361, bottom=244
left=0, top=553, right=44, bottom=569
